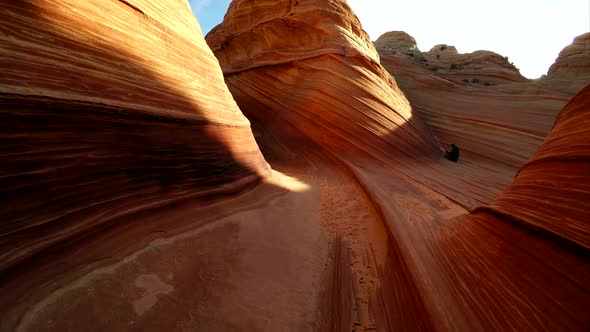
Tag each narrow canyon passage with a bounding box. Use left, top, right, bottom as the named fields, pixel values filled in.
left=1, top=0, right=589, bottom=331
left=1, top=128, right=474, bottom=332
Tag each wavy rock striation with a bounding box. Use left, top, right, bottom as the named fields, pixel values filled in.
left=1, top=0, right=589, bottom=331
left=377, top=31, right=590, bottom=169
left=207, top=1, right=590, bottom=330
left=206, top=0, right=439, bottom=159
left=207, top=0, right=515, bottom=209
left=365, top=85, right=590, bottom=331
left=478, top=84, right=590, bottom=250
left=0, top=2, right=341, bottom=331
left=0, top=0, right=270, bottom=274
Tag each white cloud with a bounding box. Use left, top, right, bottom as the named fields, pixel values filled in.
left=189, top=0, right=212, bottom=13
left=347, top=0, right=589, bottom=78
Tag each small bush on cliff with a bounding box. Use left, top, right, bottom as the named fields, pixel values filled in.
left=440, top=45, right=447, bottom=51
left=430, top=67, right=439, bottom=72
left=484, top=82, right=492, bottom=86
left=436, top=54, right=441, bottom=59
left=463, top=79, right=469, bottom=83
left=471, top=78, right=480, bottom=83
left=450, top=64, right=458, bottom=70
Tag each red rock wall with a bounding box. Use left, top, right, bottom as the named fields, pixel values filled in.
left=437, top=84, right=590, bottom=330
left=1, top=1, right=589, bottom=331
left=0, top=0, right=269, bottom=273
left=478, top=84, right=590, bottom=250
left=378, top=31, right=590, bottom=169
left=206, top=0, right=514, bottom=209
left=206, top=0, right=441, bottom=163
left=206, top=2, right=590, bottom=330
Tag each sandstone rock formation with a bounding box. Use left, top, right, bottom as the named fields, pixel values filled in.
left=478, top=84, right=590, bottom=250
left=549, top=32, right=590, bottom=76
left=206, top=0, right=590, bottom=330
left=1, top=1, right=328, bottom=330
left=545, top=32, right=590, bottom=95
left=207, top=0, right=515, bottom=209
left=0, top=0, right=270, bottom=274
left=377, top=31, right=590, bottom=169
left=1, top=0, right=589, bottom=331
left=206, top=0, right=439, bottom=160
left=373, top=84, right=590, bottom=330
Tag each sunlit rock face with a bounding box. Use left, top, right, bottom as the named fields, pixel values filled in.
left=2, top=0, right=589, bottom=331
left=384, top=84, right=590, bottom=331
left=479, top=84, right=590, bottom=250
left=545, top=32, right=590, bottom=95
left=205, top=0, right=442, bottom=159
left=207, top=1, right=590, bottom=330
left=377, top=31, right=590, bottom=169
left=207, top=0, right=513, bottom=209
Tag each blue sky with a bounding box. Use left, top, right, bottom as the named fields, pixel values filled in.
left=188, top=0, right=231, bottom=34
left=189, top=0, right=589, bottom=78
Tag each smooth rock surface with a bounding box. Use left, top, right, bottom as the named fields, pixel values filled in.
left=377, top=31, right=590, bottom=169
left=207, top=0, right=516, bottom=209
left=1, top=0, right=589, bottom=331
left=207, top=1, right=590, bottom=330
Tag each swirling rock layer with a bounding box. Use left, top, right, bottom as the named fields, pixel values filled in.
left=1, top=0, right=589, bottom=331
left=479, top=84, right=590, bottom=249
left=206, top=0, right=439, bottom=158
left=207, top=0, right=516, bottom=209
left=0, top=0, right=271, bottom=273
left=207, top=1, right=590, bottom=330
left=377, top=31, right=590, bottom=169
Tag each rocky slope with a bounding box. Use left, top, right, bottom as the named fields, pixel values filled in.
left=377, top=31, right=590, bottom=169
left=0, top=0, right=270, bottom=273
left=0, top=1, right=327, bottom=331
left=206, top=0, right=440, bottom=160
left=206, top=0, right=590, bottom=330
left=1, top=0, right=589, bottom=331
left=207, top=0, right=516, bottom=210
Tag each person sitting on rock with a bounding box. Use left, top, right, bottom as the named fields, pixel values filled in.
left=444, top=144, right=460, bottom=162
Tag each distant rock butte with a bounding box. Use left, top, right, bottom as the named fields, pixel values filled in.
left=1, top=1, right=589, bottom=331
left=374, top=31, right=418, bottom=51
left=549, top=32, right=590, bottom=75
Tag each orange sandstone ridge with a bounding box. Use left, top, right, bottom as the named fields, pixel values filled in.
left=376, top=31, right=590, bottom=169
left=0, top=0, right=589, bottom=331
left=206, top=0, right=516, bottom=209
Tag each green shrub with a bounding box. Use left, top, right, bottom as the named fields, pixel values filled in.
left=471, top=78, right=480, bottom=83
left=463, top=79, right=469, bottom=83
left=436, top=54, right=441, bottom=59
left=450, top=64, right=458, bottom=70
left=484, top=82, right=492, bottom=86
